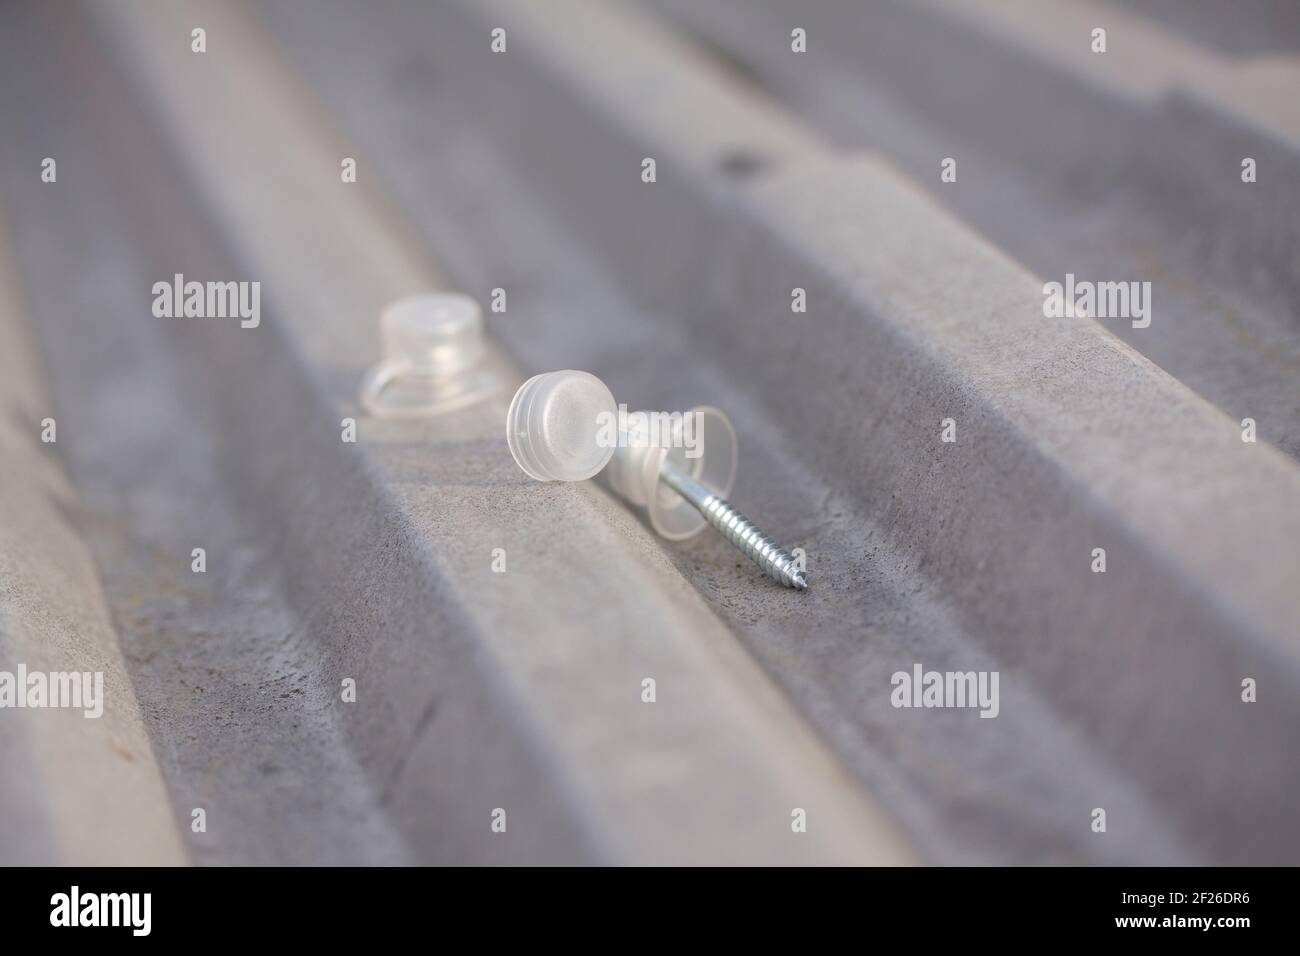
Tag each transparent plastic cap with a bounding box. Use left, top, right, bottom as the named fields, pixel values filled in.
left=506, top=370, right=618, bottom=482
left=359, top=293, right=498, bottom=417
left=605, top=405, right=736, bottom=540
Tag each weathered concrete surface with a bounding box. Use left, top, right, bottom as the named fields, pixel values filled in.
left=256, top=0, right=1300, bottom=863
left=0, top=0, right=912, bottom=865
left=0, top=0, right=1297, bottom=865
left=0, top=214, right=187, bottom=865
left=1122, top=0, right=1300, bottom=56
left=648, top=0, right=1300, bottom=460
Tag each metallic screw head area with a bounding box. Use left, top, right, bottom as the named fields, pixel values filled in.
left=504, top=371, right=808, bottom=589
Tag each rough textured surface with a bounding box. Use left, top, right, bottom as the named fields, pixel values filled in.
left=0, top=211, right=186, bottom=867
left=651, top=0, right=1300, bottom=458
left=0, top=0, right=908, bottom=865
left=0, top=0, right=1297, bottom=864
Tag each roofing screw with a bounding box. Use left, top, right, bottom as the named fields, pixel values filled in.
left=505, top=370, right=807, bottom=589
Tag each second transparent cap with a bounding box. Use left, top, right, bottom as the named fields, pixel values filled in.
left=358, top=293, right=499, bottom=418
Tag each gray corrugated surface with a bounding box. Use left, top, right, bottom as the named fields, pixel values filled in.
left=0, top=209, right=186, bottom=867
left=0, top=0, right=1297, bottom=864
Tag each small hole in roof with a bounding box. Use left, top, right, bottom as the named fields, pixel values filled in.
left=718, top=149, right=767, bottom=180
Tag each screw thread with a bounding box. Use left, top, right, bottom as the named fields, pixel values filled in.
left=658, top=462, right=807, bottom=589
left=699, top=495, right=808, bottom=589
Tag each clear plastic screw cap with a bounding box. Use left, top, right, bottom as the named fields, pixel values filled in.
left=506, top=370, right=617, bottom=482
left=358, top=293, right=498, bottom=418
left=605, top=405, right=737, bottom=540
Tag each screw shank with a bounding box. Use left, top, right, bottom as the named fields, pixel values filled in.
left=658, top=461, right=807, bottom=589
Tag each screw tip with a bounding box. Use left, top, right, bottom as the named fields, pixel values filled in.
left=789, top=570, right=808, bottom=590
